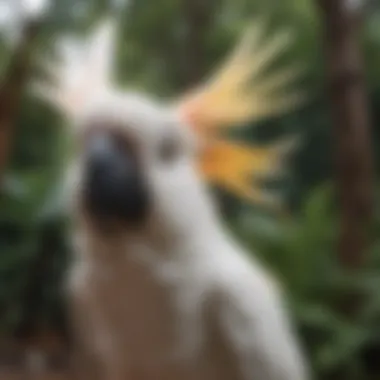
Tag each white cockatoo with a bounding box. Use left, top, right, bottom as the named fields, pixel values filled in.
left=36, top=17, right=309, bottom=380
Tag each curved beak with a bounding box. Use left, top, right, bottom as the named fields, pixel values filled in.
left=82, top=132, right=150, bottom=225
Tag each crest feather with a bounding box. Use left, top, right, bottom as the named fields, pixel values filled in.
left=178, top=20, right=303, bottom=206
left=199, top=138, right=297, bottom=207
left=32, top=18, right=116, bottom=119
left=179, top=22, right=300, bottom=129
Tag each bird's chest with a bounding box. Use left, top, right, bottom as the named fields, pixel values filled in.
left=78, top=254, right=182, bottom=368
left=70, top=250, right=241, bottom=380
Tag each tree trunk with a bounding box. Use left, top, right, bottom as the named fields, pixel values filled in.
left=0, top=20, right=41, bottom=189
left=181, top=0, right=215, bottom=86
left=317, top=0, right=373, bottom=270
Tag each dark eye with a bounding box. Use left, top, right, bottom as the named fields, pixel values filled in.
left=158, top=135, right=180, bottom=163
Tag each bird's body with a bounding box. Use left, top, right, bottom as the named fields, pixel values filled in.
left=68, top=212, right=307, bottom=380
left=36, top=18, right=309, bottom=380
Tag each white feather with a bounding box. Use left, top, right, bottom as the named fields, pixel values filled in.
left=32, top=18, right=116, bottom=119
left=57, top=20, right=310, bottom=380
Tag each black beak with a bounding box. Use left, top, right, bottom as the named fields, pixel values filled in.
left=83, top=132, right=150, bottom=225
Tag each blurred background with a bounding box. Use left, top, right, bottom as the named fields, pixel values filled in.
left=0, top=0, right=380, bottom=379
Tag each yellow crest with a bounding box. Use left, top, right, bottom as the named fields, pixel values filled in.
left=33, top=18, right=302, bottom=209
left=178, top=21, right=302, bottom=208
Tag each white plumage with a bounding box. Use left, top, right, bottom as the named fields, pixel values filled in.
left=37, top=18, right=309, bottom=380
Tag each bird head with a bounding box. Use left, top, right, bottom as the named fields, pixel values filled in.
left=35, top=19, right=301, bottom=239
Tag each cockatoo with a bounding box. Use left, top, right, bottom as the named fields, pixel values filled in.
left=36, top=18, right=309, bottom=380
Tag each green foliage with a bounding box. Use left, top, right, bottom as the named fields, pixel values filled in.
left=0, top=94, right=69, bottom=334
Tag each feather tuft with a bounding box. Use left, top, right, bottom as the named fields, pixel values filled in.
left=178, top=20, right=303, bottom=206
left=30, top=18, right=116, bottom=119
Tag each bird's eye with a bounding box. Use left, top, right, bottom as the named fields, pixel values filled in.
left=158, top=135, right=180, bottom=163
